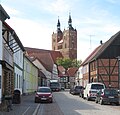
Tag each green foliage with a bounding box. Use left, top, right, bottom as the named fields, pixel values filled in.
left=56, top=57, right=82, bottom=69
left=71, top=59, right=82, bottom=68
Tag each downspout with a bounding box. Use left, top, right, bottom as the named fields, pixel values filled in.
left=88, top=62, right=90, bottom=83
left=22, top=52, right=25, bottom=95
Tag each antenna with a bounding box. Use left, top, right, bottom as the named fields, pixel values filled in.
left=89, top=35, right=95, bottom=50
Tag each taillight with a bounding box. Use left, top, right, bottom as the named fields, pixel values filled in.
left=101, top=93, right=106, bottom=98
left=49, top=94, right=52, bottom=98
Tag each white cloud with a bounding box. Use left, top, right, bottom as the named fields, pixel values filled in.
left=42, top=0, right=70, bottom=15
left=6, top=17, right=52, bottom=50
left=3, top=0, right=120, bottom=61
left=3, top=5, right=22, bottom=16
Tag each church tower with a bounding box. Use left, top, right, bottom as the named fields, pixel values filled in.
left=52, top=14, right=77, bottom=60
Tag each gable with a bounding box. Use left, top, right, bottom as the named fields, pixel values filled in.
left=82, top=31, right=120, bottom=65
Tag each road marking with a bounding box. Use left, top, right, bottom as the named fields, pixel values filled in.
left=33, top=104, right=40, bottom=115
left=22, top=106, right=30, bottom=115
left=37, top=104, right=44, bottom=115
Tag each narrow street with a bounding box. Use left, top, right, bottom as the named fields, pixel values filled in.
left=37, top=89, right=120, bottom=115
left=0, top=89, right=120, bottom=115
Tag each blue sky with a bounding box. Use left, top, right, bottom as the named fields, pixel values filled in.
left=1, top=0, right=120, bottom=61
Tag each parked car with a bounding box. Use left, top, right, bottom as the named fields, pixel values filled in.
left=69, top=86, right=84, bottom=95
left=84, top=82, right=105, bottom=101
left=95, top=88, right=119, bottom=105
left=34, top=86, right=53, bottom=103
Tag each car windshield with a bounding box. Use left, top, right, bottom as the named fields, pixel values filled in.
left=91, top=84, right=104, bottom=89
left=38, top=88, right=51, bottom=92
left=50, top=83, right=59, bottom=86
left=75, top=86, right=83, bottom=89
left=104, top=89, right=118, bottom=95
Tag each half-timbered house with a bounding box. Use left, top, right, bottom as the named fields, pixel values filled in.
left=81, top=31, right=120, bottom=89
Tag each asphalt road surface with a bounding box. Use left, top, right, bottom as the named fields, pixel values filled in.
left=0, top=90, right=120, bottom=115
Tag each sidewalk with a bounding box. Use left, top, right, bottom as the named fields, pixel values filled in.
left=0, top=94, right=38, bottom=115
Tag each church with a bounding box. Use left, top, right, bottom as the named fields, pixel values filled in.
left=52, top=14, right=77, bottom=60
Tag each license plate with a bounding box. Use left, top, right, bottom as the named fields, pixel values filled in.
left=41, top=98, right=47, bottom=100
left=108, top=96, right=114, bottom=98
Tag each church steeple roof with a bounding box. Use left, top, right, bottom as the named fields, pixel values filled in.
left=68, top=13, right=72, bottom=24
left=57, top=16, right=62, bottom=33
left=57, top=17, right=60, bottom=30
left=68, top=13, right=74, bottom=30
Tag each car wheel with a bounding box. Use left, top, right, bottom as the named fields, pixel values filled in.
left=35, top=99, right=38, bottom=103
left=81, top=94, right=84, bottom=98
left=50, top=100, right=53, bottom=103
left=115, top=102, right=119, bottom=106
left=35, top=98, right=39, bottom=103
left=100, top=99, right=104, bottom=105
left=73, top=91, right=75, bottom=95
left=83, top=96, right=85, bottom=99
left=95, top=99, right=98, bottom=103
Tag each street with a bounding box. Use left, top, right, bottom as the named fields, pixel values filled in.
left=0, top=89, right=120, bottom=115
left=52, top=90, right=120, bottom=115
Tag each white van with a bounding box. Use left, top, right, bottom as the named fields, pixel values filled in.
left=84, top=82, right=105, bottom=101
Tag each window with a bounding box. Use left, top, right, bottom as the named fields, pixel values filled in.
left=17, top=74, right=18, bottom=88
left=91, top=84, right=104, bottom=89
left=19, top=75, right=20, bottom=88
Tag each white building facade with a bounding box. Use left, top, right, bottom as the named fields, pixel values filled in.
left=0, top=5, right=11, bottom=104
left=13, top=41, right=25, bottom=94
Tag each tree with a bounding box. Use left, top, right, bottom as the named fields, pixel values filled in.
left=56, top=57, right=82, bottom=69
left=71, top=59, right=82, bottom=68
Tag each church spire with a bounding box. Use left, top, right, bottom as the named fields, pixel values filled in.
left=68, top=13, right=73, bottom=29
left=57, top=16, right=61, bottom=31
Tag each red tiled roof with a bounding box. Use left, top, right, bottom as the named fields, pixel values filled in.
left=50, top=50, right=63, bottom=63
left=25, top=47, right=63, bottom=72
left=58, top=66, right=68, bottom=77
left=67, top=67, right=78, bottom=77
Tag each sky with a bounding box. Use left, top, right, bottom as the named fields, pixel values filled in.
left=1, top=0, right=120, bottom=62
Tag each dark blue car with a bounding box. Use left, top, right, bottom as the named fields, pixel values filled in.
left=95, top=88, right=119, bottom=105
